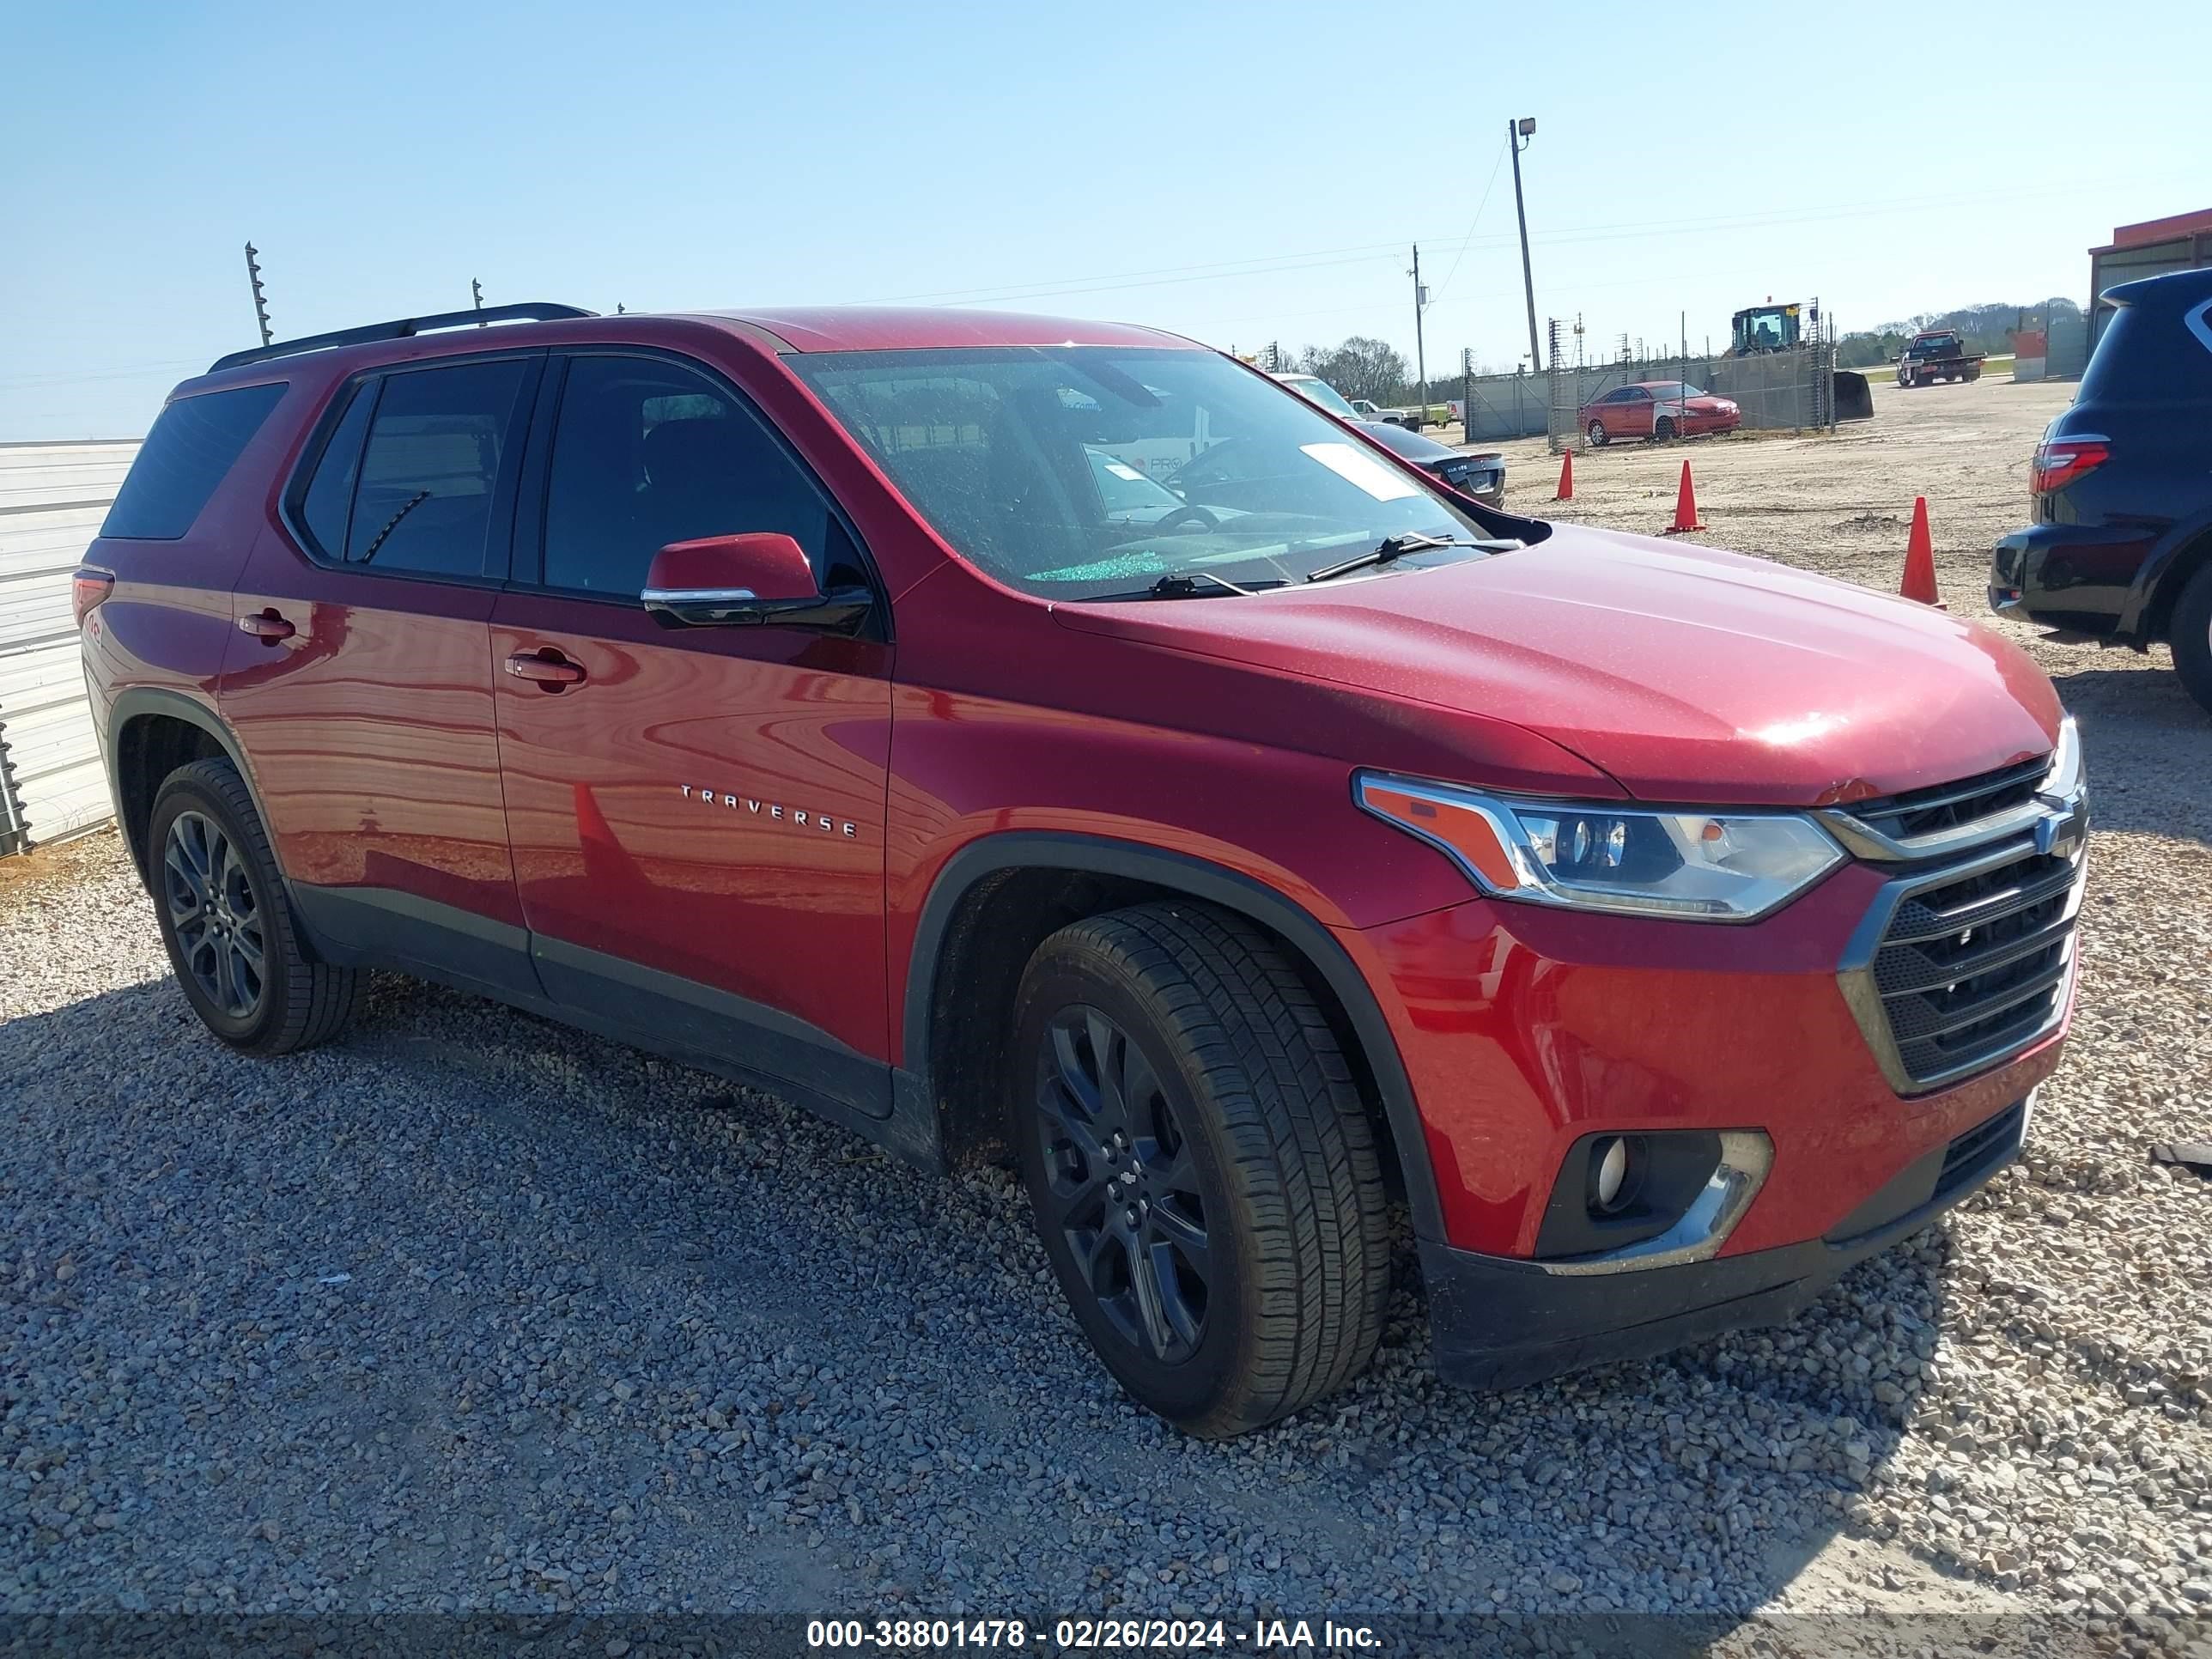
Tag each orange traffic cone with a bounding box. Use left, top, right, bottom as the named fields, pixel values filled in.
left=1662, top=459, right=1705, bottom=533
left=1554, top=452, right=1573, bottom=501
left=1900, top=496, right=1942, bottom=606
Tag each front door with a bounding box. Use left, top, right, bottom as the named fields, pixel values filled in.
left=489, top=350, right=895, bottom=1115
left=220, top=351, right=544, bottom=997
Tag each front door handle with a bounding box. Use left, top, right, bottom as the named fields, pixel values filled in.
left=236, top=609, right=295, bottom=643
left=505, top=649, right=587, bottom=689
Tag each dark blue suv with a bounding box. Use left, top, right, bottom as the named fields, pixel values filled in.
left=1990, top=266, right=2212, bottom=714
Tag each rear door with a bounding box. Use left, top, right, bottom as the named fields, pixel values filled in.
left=218, top=351, right=543, bottom=996
left=488, top=349, right=896, bottom=1116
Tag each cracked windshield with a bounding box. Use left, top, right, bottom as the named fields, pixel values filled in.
left=790, top=346, right=1493, bottom=599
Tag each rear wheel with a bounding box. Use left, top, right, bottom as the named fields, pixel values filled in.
left=1012, top=903, right=1389, bottom=1437
left=148, top=758, right=359, bottom=1054
left=1587, top=419, right=1608, bottom=447
left=2172, top=562, right=2212, bottom=718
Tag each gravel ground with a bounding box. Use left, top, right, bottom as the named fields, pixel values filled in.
left=4, top=375, right=2210, bottom=1653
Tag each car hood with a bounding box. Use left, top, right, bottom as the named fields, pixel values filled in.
left=1051, top=526, right=2062, bottom=805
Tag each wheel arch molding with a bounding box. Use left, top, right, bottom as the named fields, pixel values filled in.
left=2128, top=511, right=2212, bottom=641
left=901, top=830, right=1447, bottom=1243
left=106, top=688, right=270, bottom=887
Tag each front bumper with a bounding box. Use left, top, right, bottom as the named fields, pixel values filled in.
left=1424, top=1093, right=2030, bottom=1389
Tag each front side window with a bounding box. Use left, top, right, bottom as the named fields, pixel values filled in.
left=540, top=355, right=844, bottom=596
left=310, top=360, right=531, bottom=575
left=103, top=381, right=287, bottom=541
left=790, top=346, right=1492, bottom=599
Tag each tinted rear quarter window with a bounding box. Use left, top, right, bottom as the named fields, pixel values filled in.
left=2080, top=296, right=2212, bottom=403
left=101, top=382, right=287, bottom=540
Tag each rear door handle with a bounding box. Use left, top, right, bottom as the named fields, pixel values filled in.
left=236, top=609, right=295, bottom=642
left=505, top=649, right=587, bottom=688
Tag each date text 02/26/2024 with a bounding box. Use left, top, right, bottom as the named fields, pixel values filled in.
left=806, top=1618, right=1381, bottom=1650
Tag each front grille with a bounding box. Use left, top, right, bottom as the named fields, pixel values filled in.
left=1936, top=1099, right=2028, bottom=1200
left=1845, top=757, right=2049, bottom=842
left=1863, top=843, right=2078, bottom=1091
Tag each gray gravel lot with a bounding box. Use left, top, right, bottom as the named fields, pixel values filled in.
left=4, top=376, right=2210, bottom=1652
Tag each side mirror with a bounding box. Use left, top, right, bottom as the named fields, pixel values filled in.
left=641, top=533, right=870, bottom=631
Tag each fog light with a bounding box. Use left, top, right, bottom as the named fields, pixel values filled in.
left=1589, top=1135, right=1636, bottom=1214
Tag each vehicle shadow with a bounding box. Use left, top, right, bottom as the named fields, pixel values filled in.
left=0, top=965, right=2008, bottom=1650
left=2043, top=659, right=2211, bottom=845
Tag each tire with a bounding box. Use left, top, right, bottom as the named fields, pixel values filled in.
left=147, top=757, right=359, bottom=1054
left=2171, top=562, right=2212, bottom=719
left=1654, top=416, right=1676, bottom=443
left=1898, top=368, right=1913, bottom=389
left=1587, top=419, right=1608, bottom=447
left=1012, top=903, right=1390, bottom=1437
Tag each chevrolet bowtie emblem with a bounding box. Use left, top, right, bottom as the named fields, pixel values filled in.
left=2033, top=793, right=2088, bottom=860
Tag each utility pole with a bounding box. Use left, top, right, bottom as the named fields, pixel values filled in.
left=243, top=243, right=273, bottom=347
left=1408, top=245, right=1429, bottom=419
left=471, top=278, right=485, bottom=325
left=1509, top=118, right=1540, bottom=374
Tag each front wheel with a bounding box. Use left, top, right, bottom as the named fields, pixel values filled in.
left=1587, top=419, right=1608, bottom=447
left=1654, top=416, right=1676, bottom=442
left=1012, top=904, right=1390, bottom=1437
left=2171, top=562, right=2212, bottom=719
left=148, top=758, right=359, bottom=1054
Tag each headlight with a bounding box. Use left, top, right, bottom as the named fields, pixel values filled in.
left=2040, top=714, right=2081, bottom=798
left=1356, top=773, right=1844, bottom=921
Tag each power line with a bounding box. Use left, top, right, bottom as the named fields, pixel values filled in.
left=851, top=179, right=2106, bottom=314
left=1432, top=141, right=1510, bottom=302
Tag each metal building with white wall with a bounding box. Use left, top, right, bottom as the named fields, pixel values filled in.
left=0, top=440, right=139, bottom=854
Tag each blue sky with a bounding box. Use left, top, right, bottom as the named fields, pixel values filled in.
left=3, top=0, right=2204, bottom=438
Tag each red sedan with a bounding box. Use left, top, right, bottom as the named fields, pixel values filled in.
left=1579, top=380, right=1741, bottom=447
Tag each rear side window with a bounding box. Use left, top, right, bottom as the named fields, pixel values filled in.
left=296, top=382, right=378, bottom=559
left=2080, top=296, right=2212, bottom=403
left=292, top=359, right=532, bottom=575
left=101, top=382, right=286, bottom=540
left=347, top=361, right=530, bottom=574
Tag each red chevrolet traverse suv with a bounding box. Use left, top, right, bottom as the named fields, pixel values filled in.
left=77, top=301, right=2086, bottom=1437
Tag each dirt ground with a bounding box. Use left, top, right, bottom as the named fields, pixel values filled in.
left=1451, top=375, right=2075, bottom=614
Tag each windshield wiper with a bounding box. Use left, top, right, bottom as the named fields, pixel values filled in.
left=1077, top=570, right=1284, bottom=602
left=1303, top=532, right=1509, bottom=585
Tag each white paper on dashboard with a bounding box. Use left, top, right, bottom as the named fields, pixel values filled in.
left=1299, top=442, right=1423, bottom=501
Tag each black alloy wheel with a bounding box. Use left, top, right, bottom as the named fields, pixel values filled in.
left=146, top=757, right=358, bottom=1054
left=1033, top=1004, right=1212, bottom=1364
left=1012, top=903, right=1389, bottom=1437
left=163, top=809, right=267, bottom=1020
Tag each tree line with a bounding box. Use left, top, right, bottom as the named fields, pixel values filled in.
left=1835, top=297, right=2082, bottom=368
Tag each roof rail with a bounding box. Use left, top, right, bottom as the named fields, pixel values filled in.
left=208, top=302, right=599, bottom=373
